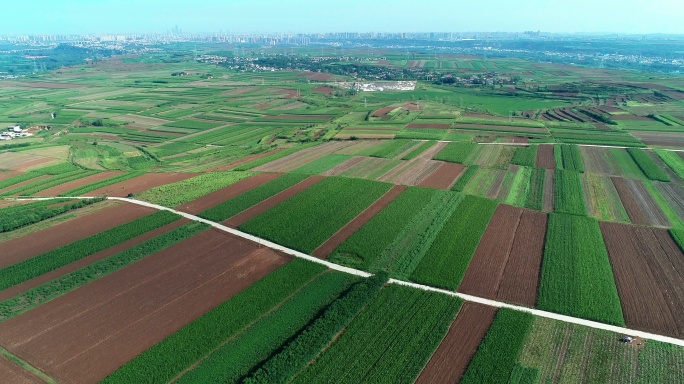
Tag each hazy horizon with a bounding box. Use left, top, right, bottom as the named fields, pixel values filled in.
left=2, top=0, right=683, bottom=36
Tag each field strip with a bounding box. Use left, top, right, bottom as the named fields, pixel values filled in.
left=12, top=196, right=684, bottom=347
left=429, top=140, right=684, bottom=153
left=0, top=345, right=57, bottom=384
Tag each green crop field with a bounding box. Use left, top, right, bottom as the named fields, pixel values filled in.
left=554, top=169, right=587, bottom=215
left=137, top=171, right=254, bottom=207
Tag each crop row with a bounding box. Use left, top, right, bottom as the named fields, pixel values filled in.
left=162, top=119, right=222, bottom=130
left=0, top=197, right=104, bottom=233
left=654, top=150, right=684, bottom=181
left=538, top=213, right=625, bottom=325
left=461, top=309, right=535, bottom=383
left=434, top=142, right=478, bottom=164
left=234, top=142, right=320, bottom=171
left=503, top=167, right=532, bottom=207
left=137, top=171, right=254, bottom=208
left=103, top=259, right=325, bottom=383
left=0, top=210, right=180, bottom=291
left=402, top=140, right=435, bottom=160
left=511, top=146, right=537, bottom=167
left=61, top=171, right=145, bottom=196
left=369, top=139, right=414, bottom=158
left=330, top=187, right=439, bottom=270
left=558, top=144, right=585, bottom=172
left=290, top=154, right=351, bottom=175
left=293, top=284, right=461, bottom=384
left=554, top=169, right=586, bottom=215
left=411, top=194, right=497, bottom=290
left=175, top=271, right=358, bottom=383
left=0, top=221, right=208, bottom=321
left=199, top=173, right=309, bottom=222
left=2, top=169, right=99, bottom=196
left=627, top=148, right=670, bottom=182
left=69, top=127, right=168, bottom=143
left=244, top=272, right=388, bottom=383
left=240, top=177, right=392, bottom=253
left=451, top=165, right=479, bottom=191
left=525, top=167, right=546, bottom=211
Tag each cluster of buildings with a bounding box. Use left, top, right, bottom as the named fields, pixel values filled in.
left=0, top=125, right=33, bottom=140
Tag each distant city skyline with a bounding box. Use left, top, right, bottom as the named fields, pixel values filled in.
left=1, top=0, right=683, bottom=35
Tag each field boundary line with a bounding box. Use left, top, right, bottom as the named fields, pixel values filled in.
left=14, top=196, right=684, bottom=348
left=0, top=345, right=57, bottom=384
left=431, top=140, right=684, bottom=153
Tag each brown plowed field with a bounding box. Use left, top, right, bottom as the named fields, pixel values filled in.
left=312, top=86, right=334, bottom=95
left=416, top=303, right=497, bottom=384
left=0, top=218, right=189, bottom=302
left=253, top=141, right=351, bottom=173
left=312, top=185, right=406, bottom=258
left=417, top=162, right=464, bottom=189
left=84, top=172, right=197, bottom=197
left=420, top=141, right=448, bottom=160
left=372, top=107, right=395, bottom=117
left=458, top=207, right=547, bottom=307
left=600, top=222, right=684, bottom=338
left=536, top=144, right=555, bottom=169
left=542, top=169, right=555, bottom=212
left=459, top=205, right=523, bottom=298
left=323, top=156, right=366, bottom=176
left=0, top=228, right=290, bottom=384
left=0, top=356, right=42, bottom=384
left=378, top=158, right=442, bottom=186
left=611, top=177, right=669, bottom=226
left=35, top=171, right=123, bottom=196
left=177, top=172, right=281, bottom=214
left=0, top=203, right=153, bottom=268
left=225, top=175, right=323, bottom=228
left=0, top=170, right=20, bottom=181
left=0, top=152, right=54, bottom=172
left=497, top=210, right=548, bottom=306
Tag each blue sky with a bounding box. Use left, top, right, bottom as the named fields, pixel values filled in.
left=2, top=0, right=682, bottom=35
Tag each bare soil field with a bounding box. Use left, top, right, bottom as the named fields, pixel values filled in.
left=416, top=303, right=497, bottom=384
left=312, top=185, right=406, bottom=258
left=225, top=175, right=323, bottom=228
left=0, top=203, right=153, bottom=268
left=417, top=162, right=464, bottom=189
left=542, top=169, right=555, bottom=212
left=36, top=171, right=123, bottom=197
left=176, top=172, right=281, bottom=215
left=611, top=177, right=669, bottom=227
left=0, top=228, right=290, bottom=384
left=600, top=222, right=684, bottom=338
left=0, top=355, right=42, bottom=384
left=459, top=205, right=524, bottom=298
left=113, top=114, right=171, bottom=127
left=85, top=172, right=197, bottom=197
left=272, top=101, right=307, bottom=110
left=312, top=86, right=335, bottom=95
left=322, top=156, right=366, bottom=176
left=0, top=170, right=20, bottom=181
left=485, top=169, right=507, bottom=199
left=536, top=144, right=555, bottom=169
left=372, top=106, right=395, bottom=117
left=0, top=152, right=55, bottom=172
left=0, top=218, right=189, bottom=302
left=654, top=181, right=684, bottom=219
left=18, top=82, right=85, bottom=89
left=406, top=123, right=451, bottom=129
left=378, top=158, right=442, bottom=186
left=629, top=131, right=684, bottom=147
left=497, top=210, right=548, bottom=307
left=333, top=157, right=396, bottom=179
left=253, top=141, right=351, bottom=173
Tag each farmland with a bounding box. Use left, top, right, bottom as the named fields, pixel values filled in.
left=1, top=41, right=684, bottom=384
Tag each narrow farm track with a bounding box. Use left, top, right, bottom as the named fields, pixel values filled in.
left=13, top=196, right=684, bottom=348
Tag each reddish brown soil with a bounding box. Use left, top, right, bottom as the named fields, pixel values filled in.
left=497, top=210, right=548, bottom=307
left=225, top=175, right=324, bottom=228
left=0, top=175, right=51, bottom=194
left=418, top=162, right=464, bottom=189
left=0, top=228, right=290, bottom=383
left=0, top=355, right=42, bottom=384
left=300, top=71, right=334, bottom=81
left=542, top=169, right=555, bottom=212
left=0, top=170, right=20, bottom=181
left=35, top=171, right=123, bottom=196
left=0, top=203, right=153, bottom=268
left=206, top=149, right=284, bottom=172
left=372, top=107, right=395, bottom=117
left=601, top=222, right=684, bottom=338
left=312, top=86, right=335, bottom=95
left=85, top=172, right=197, bottom=197
left=406, top=123, right=451, bottom=129
left=0, top=218, right=189, bottom=302
left=536, top=144, right=555, bottom=169
left=177, top=173, right=281, bottom=215
left=459, top=205, right=524, bottom=297
left=510, top=137, right=529, bottom=144
left=416, top=302, right=497, bottom=384
left=8, top=157, right=55, bottom=172
left=312, top=185, right=406, bottom=258
left=611, top=177, right=651, bottom=225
